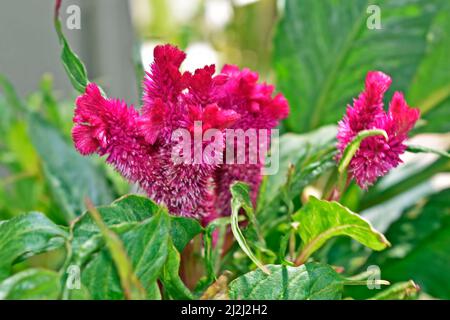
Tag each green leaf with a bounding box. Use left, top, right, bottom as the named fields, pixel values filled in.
left=361, top=156, right=450, bottom=209
left=70, top=195, right=200, bottom=265
left=69, top=196, right=175, bottom=299
left=0, top=213, right=67, bottom=281
left=160, top=240, right=193, bottom=300
left=0, top=269, right=61, bottom=300
left=70, top=195, right=160, bottom=260
left=54, top=1, right=88, bottom=93
left=369, top=280, right=419, bottom=300
left=230, top=182, right=270, bottom=274
left=367, top=188, right=450, bottom=299
left=28, top=115, right=114, bottom=221
left=274, top=0, right=442, bottom=132
left=293, top=197, right=390, bottom=265
left=406, top=144, right=450, bottom=159
left=80, top=206, right=170, bottom=299
left=229, top=263, right=344, bottom=300
left=408, top=9, right=450, bottom=133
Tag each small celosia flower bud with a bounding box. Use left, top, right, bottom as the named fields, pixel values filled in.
left=337, top=71, right=420, bottom=189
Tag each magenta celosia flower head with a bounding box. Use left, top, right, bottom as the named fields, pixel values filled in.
left=72, top=44, right=289, bottom=220
left=337, top=71, right=420, bottom=189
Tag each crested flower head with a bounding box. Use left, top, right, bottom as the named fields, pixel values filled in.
left=337, top=71, right=420, bottom=189
left=72, top=44, right=289, bottom=220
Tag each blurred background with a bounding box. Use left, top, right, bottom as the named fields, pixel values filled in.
left=0, top=0, right=278, bottom=105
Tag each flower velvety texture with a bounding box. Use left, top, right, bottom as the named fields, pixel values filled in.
left=337, top=71, right=420, bottom=189
left=72, top=44, right=289, bottom=220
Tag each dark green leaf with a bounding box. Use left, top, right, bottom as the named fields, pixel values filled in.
left=28, top=115, right=114, bottom=221
left=229, top=263, right=344, bottom=300
left=0, top=213, right=67, bottom=281
left=408, top=9, right=450, bottom=134
left=274, top=0, right=442, bottom=132
left=367, top=188, right=450, bottom=299
left=202, top=217, right=234, bottom=285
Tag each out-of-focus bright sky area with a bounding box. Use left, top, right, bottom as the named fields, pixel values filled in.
left=129, top=0, right=279, bottom=75
left=0, top=0, right=280, bottom=105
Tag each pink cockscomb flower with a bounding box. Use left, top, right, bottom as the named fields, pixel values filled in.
left=72, top=44, right=288, bottom=220
left=337, top=71, right=420, bottom=189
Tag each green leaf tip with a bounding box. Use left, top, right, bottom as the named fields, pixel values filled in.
left=338, top=129, right=388, bottom=174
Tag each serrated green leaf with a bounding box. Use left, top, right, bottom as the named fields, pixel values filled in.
left=229, top=263, right=344, bottom=300
left=274, top=0, right=442, bottom=133
left=0, top=269, right=61, bottom=300
left=293, top=197, right=389, bottom=265
left=0, top=213, right=67, bottom=281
